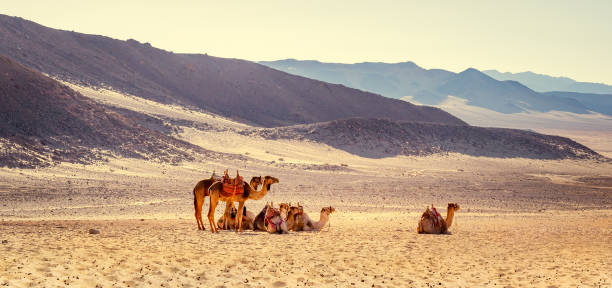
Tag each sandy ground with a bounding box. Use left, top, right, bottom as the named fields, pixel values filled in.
left=1, top=211, right=611, bottom=288
left=1, top=84, right=611, bottom=287
left=1, top=155, right=611, bottom=288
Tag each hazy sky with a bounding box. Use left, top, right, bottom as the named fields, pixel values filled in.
left=3, top=1, right=611, bottom=84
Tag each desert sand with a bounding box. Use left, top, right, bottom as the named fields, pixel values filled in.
left=1, top=85, right=611, bottom=287
left=1, top=153, right=611, bottom=288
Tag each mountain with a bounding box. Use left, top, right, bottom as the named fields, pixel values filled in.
left=0, top=14, right=464, bottom=127
left=542, top=91, right=612, bottom=116
left=0, top=55, right=206, bottom=168
left=437, top=68, right=589, bottom=114
left=260, top=59, right=598, bottom=115
left=483, top=70, right=612, bottom=94
left=242, top=118, right=601, bottom=160
left=260, top=59, right=454, bottom=105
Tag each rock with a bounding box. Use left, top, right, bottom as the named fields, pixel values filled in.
left=88, top=229, right=100, bottom=234
left=1, top=240, right=8, bottom=244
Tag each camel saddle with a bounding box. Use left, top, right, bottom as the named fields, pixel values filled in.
left=264, top=207, right=283, bottom=231
left=221, top=170, right=244, bottom=197
left=421, top=205, right=443, bottom=228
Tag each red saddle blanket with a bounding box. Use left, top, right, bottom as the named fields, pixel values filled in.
left=431, top=206, right=442, bottom=228
left=221, top=173, right=244, bottom=197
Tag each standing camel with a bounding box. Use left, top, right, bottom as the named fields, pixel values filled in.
left=207, top=175, right=279, bottom=233
left=193, top=173, right=261, bottom=230
left=417, top=203, right=460, bottom=234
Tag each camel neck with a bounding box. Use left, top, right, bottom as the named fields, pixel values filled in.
left=248, top=181, right=270, bottom=200
left=316, top=212, right=329, bottom=229
left=446, top=208, right=455, bottom=228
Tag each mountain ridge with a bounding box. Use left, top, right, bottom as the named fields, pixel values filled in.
left=260, top=59, right=605, bottom=116
left=483, top=69, right=612, bottom=94
left=0, top=14, right=465, bottom=127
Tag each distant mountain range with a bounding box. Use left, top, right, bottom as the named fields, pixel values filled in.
left=260, top=59, right=612, bottom=116
left=0, top=14, right=463, bottom=127
left=483, top=70, right=612, bottom=94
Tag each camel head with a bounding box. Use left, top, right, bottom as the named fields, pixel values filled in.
left=447, top=203, right=460, bottom=211
left=321, top=206, right=335, bottom=215
left=289, top=202, right=304, bottom=214
left=279, top=203, right=290, bottom=220
left=249, top=176, right=262, bottom=188
left=263, top=176, right=279, bottom=190
left=279, top=203, right=290, bottom=212
left=229, top=205, right=238, bottom=218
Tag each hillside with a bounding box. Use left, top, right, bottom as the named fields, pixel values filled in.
left=0, top=55, right=207, bottom=168
left=241, top=118, right=601, bottom=160
left=542, top=91, right=612, bottom=116
left=437, top=68, right=589, bottom=114
left=0, top=14, right=464, bottom=127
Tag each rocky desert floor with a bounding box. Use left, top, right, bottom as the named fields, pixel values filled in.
left=1, top=154, right=611, bottom=288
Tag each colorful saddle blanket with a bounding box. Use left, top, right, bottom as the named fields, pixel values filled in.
left=431, top=206, right=442, bottom=228
left=221, top=171, right=244, bottom=197
left=420, top=205, right=443, bottom=228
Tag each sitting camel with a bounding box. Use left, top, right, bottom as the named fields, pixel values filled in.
left=284, top=203, right=311, bottom=231
left=301, top=206, right=335, bottom=231
left=217, top=204, right=255, bottom=231
left=417, top=203, right=460, bottom=234
left=264, top=204, right=288, bottom=234
left=253, top=202, right=271, bottom=231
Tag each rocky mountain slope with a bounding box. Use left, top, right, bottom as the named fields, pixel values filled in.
left=0, top=14, right=464, bottom=127
left=242, top=118, right=601, bottom=160
left=0, top=55, right=210, bottom=168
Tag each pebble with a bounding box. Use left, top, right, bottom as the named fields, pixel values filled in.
left=89, top=229, right=100, bottom=234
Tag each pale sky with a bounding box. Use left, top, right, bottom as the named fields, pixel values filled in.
left=3, top=0, right=611, bottom=84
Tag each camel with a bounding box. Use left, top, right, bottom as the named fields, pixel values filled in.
left=216, top=204, right=255, bottom=231
left=417, top=203, right=460, bottom=234
left=301, top=206, right=335, bottom=231
left=264, top=204, right=288, bottom=234
left=207, top=175, right=279, bottom=233
left=253, top=202, right=272, bottom=231
left=279, top=203, right=290, bottom=222
left=193, top=172, right=261, bottom=230
left=284, top=203, right=311, bottom=231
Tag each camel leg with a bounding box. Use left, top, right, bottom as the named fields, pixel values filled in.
left=223, top=201, right=233, bottom=231
left=236, top=201, right=245, bottom=232
left=194, top=190, right=202, bottom=230
left=197, top=193, right=206, bottom=230
left=208, top=194, right=219, bottom=233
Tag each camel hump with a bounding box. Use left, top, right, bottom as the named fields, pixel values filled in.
left=209, top=181, right=222, bottom=193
